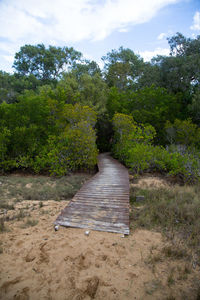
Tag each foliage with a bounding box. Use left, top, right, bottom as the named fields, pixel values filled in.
left=112, top=113, right=156, bottom=162
left=0, top=71, right=41, bottom=104
left=0, top=90, right=98, bottom=175
left=165, top=119, right=200, bottom=148
left=102, top=46, right=145, bottom=91
left=95, top=113, right=113, bottom=152
left=127, top=144, right=200, bottom=182
left=0, top=127, right=11, bottom=161
left=13, top=44, right=82, bottom=82
left=1, top=34, right=200, bottom=179
left=38, top=71, right=108, bottom=115
left=112, top=113, right=200, bottom=182
left=188, top=90, right=200, bottom=125
left=36, top=120, right=98, bottom=176
left=107, top=85, right=180, bottom=144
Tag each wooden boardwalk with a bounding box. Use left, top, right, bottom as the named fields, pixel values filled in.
left=55, top=153, right=130, bottom=234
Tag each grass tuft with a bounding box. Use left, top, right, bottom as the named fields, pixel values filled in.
left=167, top=269, right=175, bottom=286
left=130, top=183, right=200, bottom=264
left=0, top=202, right=14, bottom=210
left=0, top=218, right=9, bottom=232
left=162, top=245, right=188, bottom=259
left=21, top=218, right=38, bottom=228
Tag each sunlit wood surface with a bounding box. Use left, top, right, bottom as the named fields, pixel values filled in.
left=55, top=153, right=130, bottom=234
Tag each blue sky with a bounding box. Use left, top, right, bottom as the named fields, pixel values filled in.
left=0, top=0, right=199, bottom=73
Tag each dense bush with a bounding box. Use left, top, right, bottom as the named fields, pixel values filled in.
left=112, top=113, right=156, bottom=161
left=112, top=113, right=200, bottom=183
left=0, top=94, right=98, bottom=175
left=1, top=34, right=200, bottom=178
left=165, top=118, right=200, bottom=148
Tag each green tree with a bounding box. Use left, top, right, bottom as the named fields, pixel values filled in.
left=188, top=90, right=200, bottom=125
left=0, top=71, right=42, bottom=104
left=165, top=119, right=200, bottom=148
left=72, top=60, right=101, bottom=79
left=106, top=85, right=179, bottom=143
left=112, top=113, right=156, bottom=162
left=102, top=46, right=145, bottom=91
left=152, top=33, right=200, bottom=96
left=13, top=44, right=82, bottom=83
left=49, top=71, right=108, bottom=114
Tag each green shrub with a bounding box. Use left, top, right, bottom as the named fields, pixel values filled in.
left=112, top=113, right=200, bottom=182
left=112, top=113, right=156, bottom=162
left=165, top=119, right=200, bottom=148
left=126, top=143, right=153, bottom=173
left=0, top=96, right=98, bottom=175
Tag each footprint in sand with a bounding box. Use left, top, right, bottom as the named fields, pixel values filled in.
left=15, top=240, right=24, bottom=247
left=37, top=242, right=49, bottom=264
left=1, top=276, right=22, bottom=294
left=13, top=287, right=29, bottom=300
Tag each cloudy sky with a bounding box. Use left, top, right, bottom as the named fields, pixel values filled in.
left=0, top=0, right=199, bottom=73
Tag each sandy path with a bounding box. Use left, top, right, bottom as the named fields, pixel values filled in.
left=0, top=200, right=199, bottom=300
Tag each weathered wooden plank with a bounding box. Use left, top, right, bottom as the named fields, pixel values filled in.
left=55, top=153, right=130, bottom=234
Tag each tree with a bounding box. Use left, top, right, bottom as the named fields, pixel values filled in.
left=106, top=85, right=180, bottom=143
left=137, top=62, right=161, bottom=89
left=0, top=71, right=16, bottom=104
left=152, top=33, right=200, bottom=95
left=102, top=46, right=145, bottom=91
left=165, top=119, right=200, bottom=148
left=0, top=71, right=42, bottom=104
left=188, top=90, right=200, bottom=125
left=49, top=71, right=108, bottom=114
left=13, top=44, right=82, bottom=83
left=72, top=60, right=101, bottom=79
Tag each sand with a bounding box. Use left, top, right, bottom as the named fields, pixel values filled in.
left=0, top=197, right=199, bottom=300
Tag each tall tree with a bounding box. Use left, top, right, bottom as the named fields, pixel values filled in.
left=0, top=71, right=41, bottom=104
left=102, top=46, right=145, bottom=91
left=13, top=44, right=82, bottom=83
left=153, top=33, right=200, bottom=94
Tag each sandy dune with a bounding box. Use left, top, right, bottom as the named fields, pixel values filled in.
left=0, top=199, right=199, bottom=300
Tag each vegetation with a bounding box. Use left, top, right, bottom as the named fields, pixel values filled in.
left=130, top=181, right=200, bottom=266
left=0, top=174, right=91, bottom=203
left=20, top=218, right=38, bottom=228
left=0, top=34, right=200, bottom=298
left=0, top=32, right=200, bottom=238
left=0, top=173, right=91, bottom=228
left=0, top=32, right=199, bottom=178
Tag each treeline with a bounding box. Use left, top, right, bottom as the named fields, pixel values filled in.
left=0, top=33, right=200, bottom=180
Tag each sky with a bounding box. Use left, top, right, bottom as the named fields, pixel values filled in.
left=0, top=0, right=199, bottom=73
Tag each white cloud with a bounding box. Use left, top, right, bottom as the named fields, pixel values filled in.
left=140, top=47, right=170, bottom=61
left=157, top=32, right=167, bottom=40
left=0, top=0, right=180, bottom=72
left=118, top=28, right=129, bottom=33
left=190, top=11, right=200, bottom=31
left=3, top=55, right=14, bottom=63
left=0, top=0, right=180, bottom=45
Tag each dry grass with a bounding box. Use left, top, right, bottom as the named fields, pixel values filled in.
left=0, top=219, right=9, bottom=233
left=130, top=175, right=200, bottom=299
left=20, top=218, right=38, bottom=228
left=130, top=181, right=200, bottom=263
left=0, top=173, right=91, bottom=203
left=0, top=173, right=91, bottom=230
